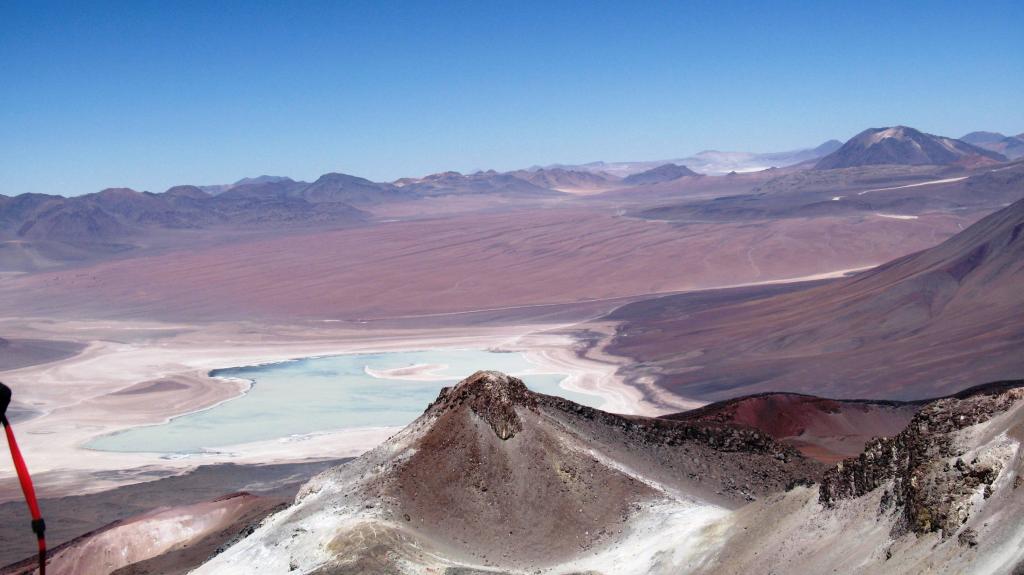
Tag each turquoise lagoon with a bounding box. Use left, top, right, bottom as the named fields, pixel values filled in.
left=88, top=349, right=600, bottom=453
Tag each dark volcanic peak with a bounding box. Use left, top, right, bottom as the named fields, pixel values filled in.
left=815, top=126, right=1007, bottom=170
left=429, top=370, right=536, bottom=439
left=215, top=177, right=304, bottom=200
left=233, top=175, right=291, bottom=186
left=961, top=131, right=1007, bottom=145
left=95, top=187, right=142, bottom=197
left=293, top=172, right=414, bottom=205
left=162, top=185, right=210, bottom=199
left=193, top=369, right=821, bottom=573
left=812, top=139, right=844, bottom=155
left=199, top=175, right=292, bottom=195
left=622, top=163, right=700, bottom=185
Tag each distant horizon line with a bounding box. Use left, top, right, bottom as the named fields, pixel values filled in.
left=6, top=124, right=1022, bottom=198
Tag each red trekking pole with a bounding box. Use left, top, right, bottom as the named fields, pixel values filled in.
left=1, top=382, right=47, bottom=574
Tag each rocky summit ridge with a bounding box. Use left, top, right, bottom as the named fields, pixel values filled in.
left=427, top=370, right=537, bottom=440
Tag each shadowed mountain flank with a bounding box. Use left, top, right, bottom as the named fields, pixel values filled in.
left=0, top=493, right=286, bottom=575
left=507, top=168, right=619, bottom=192
left=0, top=459, right=350, bottom=569
left=0, top=183, right=370, bottom=259
left=291, top=173, right=416, bottom=205
left=962, top=131, right=1024, bottom=160
left=608, top=198, right=1024, bottom=401
left=622, top=163, right=699, bottom=185
left=0, top=338, right=84, bottom=372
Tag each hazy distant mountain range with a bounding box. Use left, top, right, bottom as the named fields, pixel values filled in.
left=394, top=170, right=563, bottom=197
left=504, top=167, right=618, bottom=191
left=537, top=139, right=844, bottom=177
left=0, top=125, right=1018, bottom=269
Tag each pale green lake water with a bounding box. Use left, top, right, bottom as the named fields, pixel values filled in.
left=88, top=349, right=600, bottom=453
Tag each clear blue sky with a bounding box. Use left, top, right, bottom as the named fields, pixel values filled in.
left=2, top=0, right=1022, bottom=196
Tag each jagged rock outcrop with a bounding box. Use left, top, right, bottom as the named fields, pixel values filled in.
left=820, top=382, right=1024, bottom=536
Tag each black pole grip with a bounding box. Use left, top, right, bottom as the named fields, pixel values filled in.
left=0, top=381, right=10, bottom=419
left=32, top=518, right=46, bottom=537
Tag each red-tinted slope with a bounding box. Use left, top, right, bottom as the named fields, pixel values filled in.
left=663, top=393, right=919, bottom=464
